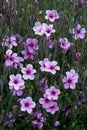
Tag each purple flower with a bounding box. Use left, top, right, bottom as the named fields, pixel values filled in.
left=46, top=86, right=60, bottom=100
left=2, top=35, right=17, bottom=49
left=70, top=24, right=86, bottom=40
left=39, top=58, right=49, bottom=72
left=21, top=64, right=36, bottom=80
left=76, top=52, right=81, bottom=58
left=39, top=93, right=53, bottom=109
left=45, top=61, right=60, bottom=74
left=39, top=59, right=60, bottom=74
left=62, top=69, right=79, bottom=89
left=46, top=102, right=59, bottom=114
left=21, top=50, right=34, bottom=60
left=5, top=49, right=16, bottom=66
left=25, top=38, right=39, bottom=54
left=42, top=23, right=55, bottom=37
left=20, top=97, right=36, bottom=114
left=59, top=37, right=71, bottom=50
left=45, top=9, right=59, bottom=22
left=9, top=74, right=25, bottom=90
left=5, top=49, right=23, bottom=68
left=32, top=113, right=45, bottom=129
left=33, top=22, right=44, bottom=36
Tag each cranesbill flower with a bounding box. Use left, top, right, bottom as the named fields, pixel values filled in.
left=45, top=61, right=60, bottom=74
left=42, top=23, right=55, bottom=37
left=9, top=74, right=25, bottom=90
left=62, top=69, right=78, bottom=89
left=32, top=113, right=45, bottom=129
left=76, top=52, right=81, bottom=58
left=5, top=49, right=17, bottom=67
left=2, top=35, right=17, bottom=49
left=21, top=50, right=34, bottom=60
left=46, top=102, right=59, bottom=114
left=39, top=59, right=60, bottom=74
left=59, top=37, right=71, bottom=50
left=20, top=97, right=36, bottom=114
left=21, top=64, right=36, bottom=80
left=45, top=9, right=59, bottom=22
left=33, top=22, right=44, bottom=36
left=25, top=38, right=39, bottom=54
left=46, top=86, right=60, bottom=100
left=70, top=24, right=86, bottom=40
left=39, top=58, right=49, bottom=72
left=39, top=93, right=53, bottom=109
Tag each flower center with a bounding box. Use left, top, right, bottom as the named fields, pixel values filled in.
left=45, top=98, right=49, bottom=103
left=26, top=69, right=31, bottom=74
left=77, top=29, right=81, bottom=34
left=46, top=29, right=51, bottom=33
left=50, top=105, right=55, bottom=109
left=25, top=102, right=29, bottom=107
left=52, top=91, right=56, bottom=95
left=30, top=43, right=34, bottom=47
left=49, top=14, right=54, bottom=18
left=10, top=56, right=14, bottom=61
left=14, top=79, right=18, bottom=84
left=67, top=79, right=72, bottom=83
left=50, top=66, right=54, bottom=70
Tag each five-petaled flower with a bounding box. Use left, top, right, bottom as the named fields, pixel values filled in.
left=59, top=37, right=71, bottom=50
left=20, top=97, right=36, bottom=114
left=45, top=9, right=59, bottom=22
left=62, top=69, right=78, bottom=89
left=46, top=86, right=60, bottom=100
left=70, top=24, right=86, bottom=40
left=9, top=74, right=25, bottom=90
left=21, top=64, right=36, bottom=80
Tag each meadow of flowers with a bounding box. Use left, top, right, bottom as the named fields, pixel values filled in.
left=0, top=0, right=87, bottom=130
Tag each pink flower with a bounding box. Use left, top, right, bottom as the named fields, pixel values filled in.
left=32, top=113, right=45, bottom=129
left=2, top=35, right=17, bottom=49
left=76, top=52, right=81, bottom=58
left=33, top=22, right=44, bottom=36
left=62, top=69, right=79, bottom=89
left=42, top=23, right=55, bottom=37
left=5, top=49, right=17, bottom=67
left=21, top=64, right=36, bottom=80
left=39, top=59, right=60, bottom=74
left=45, top=61, right=60, bottom=74
left=39, top=93, right=53, bottom=109
left=25, top=38, right=39, bottom=54
left=46, top=86, right=60, bottom=100
left=20, top=97, right=36, bottom=114
left=45, top=10, right=59, bottom=22
left=39, top=58, right=49, bottom=71
left=21, top=50, right=34, bottom=60
left=5, top=49, right=23, bottom=68
left=70, top=24, right=86, bottom=40
left=9, top=74, right=25, bottom=90
left=46, top=102, right=59, bottom=114
left=59, top=38, right=71, bottom=50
